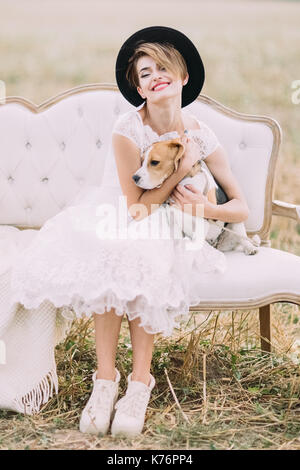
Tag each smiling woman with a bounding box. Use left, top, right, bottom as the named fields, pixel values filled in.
left=8, top=26, right=230, bottom=439
left=135, top=54, right=189, bottom=131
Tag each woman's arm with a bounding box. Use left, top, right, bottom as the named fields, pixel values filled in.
left=112, top=133, right=190, bottom=221
left=207, top=187, right=217, bottom=205
left=170, top=145, right=250, bottom=223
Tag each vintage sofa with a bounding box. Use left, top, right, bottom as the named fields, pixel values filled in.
left=0, top=83, right=299, bottom=353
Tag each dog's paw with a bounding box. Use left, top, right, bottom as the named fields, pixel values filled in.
left=244, top=245, right=259, bottom=255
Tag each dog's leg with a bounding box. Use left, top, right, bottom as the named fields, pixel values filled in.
left=217, top=223, right=258, bottom=255
left=206, top=220, right=224, bottom=247
left=166, top=204, right=209, bottom=251
left=232, top=223, right=259, bottom=255
left=165, top=204, right=185, bottom=240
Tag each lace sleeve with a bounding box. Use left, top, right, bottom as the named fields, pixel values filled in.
left=112, top=111, right=142, bottom=149
left=98, top=111, right=143, bottom=196
left=191, top=118, right=221, bottom=160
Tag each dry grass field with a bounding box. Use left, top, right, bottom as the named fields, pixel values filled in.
left=0, top=0, right=299, bottom=451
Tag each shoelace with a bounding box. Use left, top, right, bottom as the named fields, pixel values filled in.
left=115, top=388, right=150, bottom=419
left=87, top=383, right=115, bottom=422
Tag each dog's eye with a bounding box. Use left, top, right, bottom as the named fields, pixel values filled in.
left=150, top=160, right=160, bottom=166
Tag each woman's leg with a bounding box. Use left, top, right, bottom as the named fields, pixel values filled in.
left=93, top=309, right=124, bottom=381
left=127, top=315, right=155, bottom=386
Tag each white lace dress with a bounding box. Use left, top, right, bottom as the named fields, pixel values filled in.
left=9, top=103, right=227, bottom=338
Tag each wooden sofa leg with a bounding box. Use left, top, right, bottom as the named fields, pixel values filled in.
left=259, top=304, right=272, bottom=353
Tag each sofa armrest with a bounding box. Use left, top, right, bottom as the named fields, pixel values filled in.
left=272, top=200, right=300, bottom=222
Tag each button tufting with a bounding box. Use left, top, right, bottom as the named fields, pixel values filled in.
left=60, top=203, right=66, bottom=209
left=239, top=141, right=246, bottom=149
left=25, top=141, right=32, bottom=150
left=25, top=206, right=32, bottom=212
left=8, top=176, right=14, bottom=183
left=96, top=138, right=102, bottom=148
left=41, top=177, right=49, bottom=183
left=78, top=107, right=83, bottom=117
left=78, top=178, right=84, bottom=185
left=60, top=141, right=66, bottom=151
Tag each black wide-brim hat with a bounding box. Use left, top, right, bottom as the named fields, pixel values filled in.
left=115, top=26, right=205, bottom=108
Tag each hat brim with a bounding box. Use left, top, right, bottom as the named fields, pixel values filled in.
left=115, top=26, right=205, bottom=108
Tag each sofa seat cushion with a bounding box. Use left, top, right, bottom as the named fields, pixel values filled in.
left=190, top=247, right=300, bottom=308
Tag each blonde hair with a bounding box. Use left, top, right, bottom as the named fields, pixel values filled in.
left=125, top=41, right=188, bottom=90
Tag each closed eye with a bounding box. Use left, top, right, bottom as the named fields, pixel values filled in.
left=141, top=66, right=167, bottom=78
left=150, top=160, right=160, bottom=166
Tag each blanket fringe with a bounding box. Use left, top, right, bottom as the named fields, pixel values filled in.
left=14, top=366, right=58, bottom=416
left=10, top=308, right=73, bottom=416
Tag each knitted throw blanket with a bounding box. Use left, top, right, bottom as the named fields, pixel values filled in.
left=0, top=226, right=73, bottom=415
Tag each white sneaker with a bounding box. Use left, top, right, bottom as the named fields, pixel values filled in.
left=79, top=368, right=120, bottom=436
left=111, top=372, right=155, bottom=437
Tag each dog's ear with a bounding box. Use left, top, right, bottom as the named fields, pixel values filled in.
left=168, top=139, right=185, bottom=172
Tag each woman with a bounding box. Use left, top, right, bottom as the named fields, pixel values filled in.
left=9, top=26, right=249, bottom=437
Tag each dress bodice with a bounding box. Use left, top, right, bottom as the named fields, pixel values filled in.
left=112, top=104, right=221, bottom=161
left=107, top=104, right=221, bottom=193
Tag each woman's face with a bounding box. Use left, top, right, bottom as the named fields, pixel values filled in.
left=136, top=55, right=188, bottom=105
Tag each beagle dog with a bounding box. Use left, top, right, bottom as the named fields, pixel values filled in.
left=132, top=137, right=259, bottom=255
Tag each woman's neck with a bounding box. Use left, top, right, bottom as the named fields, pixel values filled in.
left=139, top=101, right=186, bottom=136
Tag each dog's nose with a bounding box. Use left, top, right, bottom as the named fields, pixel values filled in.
left=132, top=174, right=141, bottom=183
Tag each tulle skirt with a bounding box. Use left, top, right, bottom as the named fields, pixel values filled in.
left=9, top=184, right=227, bottom=337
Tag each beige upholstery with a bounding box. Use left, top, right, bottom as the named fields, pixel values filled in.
left=0, top=84, right=299, bottom=352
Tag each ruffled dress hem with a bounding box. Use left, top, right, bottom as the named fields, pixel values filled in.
left=9, top=288, right=191, bottom=338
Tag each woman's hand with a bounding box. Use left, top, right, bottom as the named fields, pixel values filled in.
left=177, top=134, right=200, bottom=175
left=170, top=183, right=216, bottom=218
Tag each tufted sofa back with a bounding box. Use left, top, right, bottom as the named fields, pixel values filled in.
left=0, top=84, right=281, bottom=243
